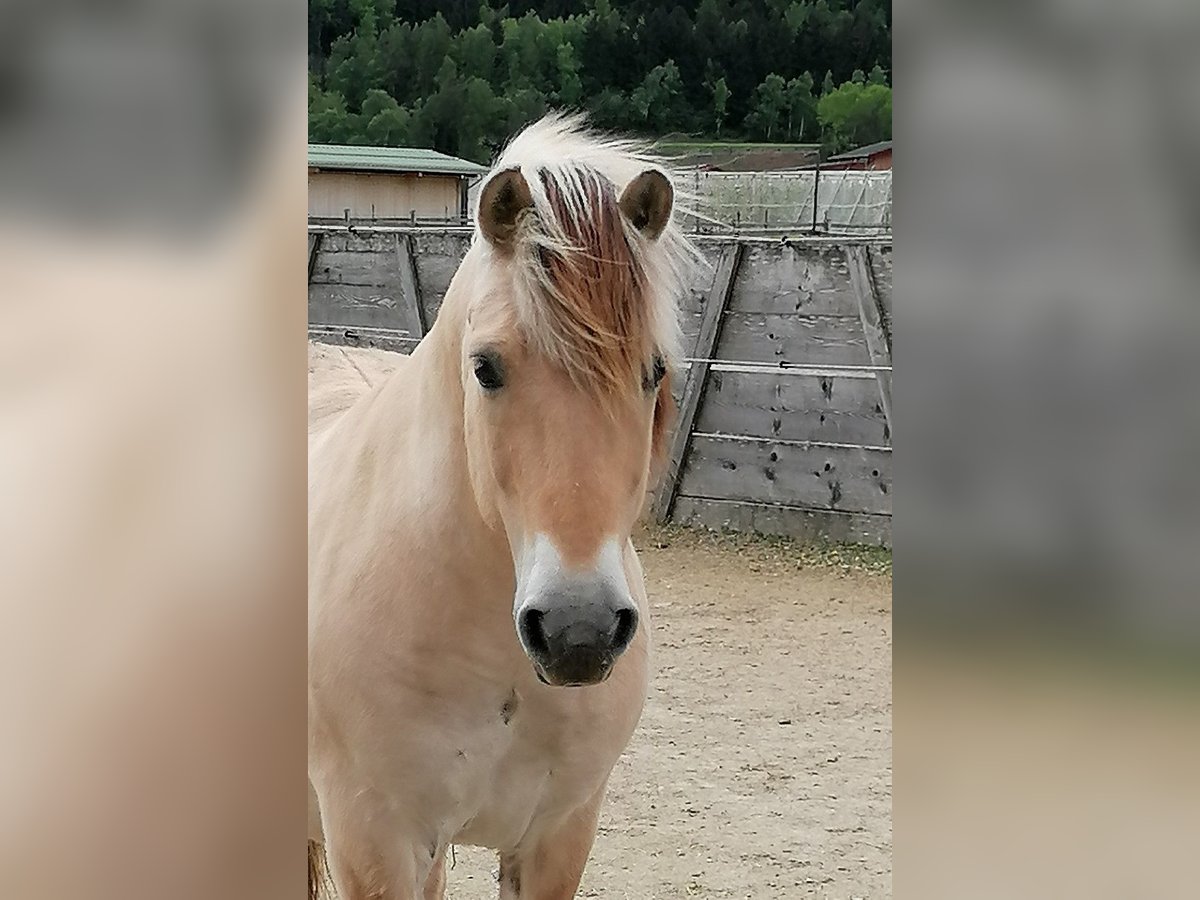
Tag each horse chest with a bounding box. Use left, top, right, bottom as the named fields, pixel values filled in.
left=446, top=686, right=624, bottom=850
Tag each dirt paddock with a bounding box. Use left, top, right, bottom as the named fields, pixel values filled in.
left=446, top=526, right=892, bottom=899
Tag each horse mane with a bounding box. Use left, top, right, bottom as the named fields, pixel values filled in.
left=478, top=113, right=701, bottom=401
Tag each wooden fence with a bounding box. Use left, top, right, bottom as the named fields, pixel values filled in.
left=308, top=225, right=893, bottom=546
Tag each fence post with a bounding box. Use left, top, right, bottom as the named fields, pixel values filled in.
left=307, top=232, right=322, bottom=283
left=651, top=242, right=745, bottom=524
left=396, top=233, right=427, bottom=337
left=846, top=244, right=893, bottom=434
left=812, top=158, right=821, bottom=234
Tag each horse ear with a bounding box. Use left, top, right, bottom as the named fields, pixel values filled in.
left=477, top=167, right=534, bottom=250
left=619, top=170, right=673, bottom=240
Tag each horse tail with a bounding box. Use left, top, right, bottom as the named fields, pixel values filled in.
left=308, top=839, right=330, bottom=900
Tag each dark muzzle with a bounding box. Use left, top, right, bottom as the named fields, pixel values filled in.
left=517, top=585, right=638, bottom=686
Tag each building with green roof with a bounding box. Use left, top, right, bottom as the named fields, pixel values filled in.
left=308, top=144, right=487, bottom=223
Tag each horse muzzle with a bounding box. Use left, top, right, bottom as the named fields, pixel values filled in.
left=516, top=586, right=639, bottom=687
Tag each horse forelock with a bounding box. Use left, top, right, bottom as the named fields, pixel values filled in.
left=528, top=166, right=651, bottom=396
left=480, top=113, right=696, bottom=403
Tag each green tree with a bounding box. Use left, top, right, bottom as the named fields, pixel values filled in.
left=346, top=0, right=394, bottom=34
left=784, top=1, right=811, bottom=33
left=554, top=42, right=583, bottom=108
left=366, top=106, right=411, bottom=145
left=587, top=86, right=628, bottom=130
left=309, top=1, right=893, bottom=148
left=709, top=76, right=731, bottom=137
left=630, top=61, right=686, bottom=132
left=501, top=86, right=548, bottom=139
left=458, top=78, right=505, bottom=162
left=747, top=73, right=788, bottom=140
left=360, top=88, right=396, bottom=121
left=412, top=14, right=453, bottom=98
left=784, top=73, right=816, bottom=141
left=501, top=14, right=545, bottom=92
left=455, top=23, right=498, bottom=83
left=328, top=29, right=382, bottom=111
left=361, top=89, right=410, bottom=145
left=579, top=0, right=636, bottom=95
left=817, top=80, right=891, bottom=154
left=375, top=22, right=415, bottom=105
left=309, top=86, right=352, bottom=143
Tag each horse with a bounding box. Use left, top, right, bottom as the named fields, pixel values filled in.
left=308, top=114, right=699, bottom=900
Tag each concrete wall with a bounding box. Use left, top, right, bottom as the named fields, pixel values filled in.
left=308, top=170, right=464, bottom=220
left=307, top=227, right=893, bottom=546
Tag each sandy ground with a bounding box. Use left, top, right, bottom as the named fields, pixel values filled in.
left=445, top=527, right=892, bottom=899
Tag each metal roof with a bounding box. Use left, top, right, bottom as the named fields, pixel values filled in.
left=308, top=144, right=486, bottom=177
left=827, top=140, right=892, bottom=162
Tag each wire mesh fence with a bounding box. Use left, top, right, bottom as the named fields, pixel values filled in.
left=331, top=169, right=894, bottom=236
left=678, top=169, right=892, bottom=236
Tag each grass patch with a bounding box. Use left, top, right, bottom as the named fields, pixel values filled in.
left=636, top=521, right=892, bottom=577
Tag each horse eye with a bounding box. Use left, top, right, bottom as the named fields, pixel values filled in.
left=472, top=354, right=505, bottom=391
left=644, top=354, right=666, bottom=392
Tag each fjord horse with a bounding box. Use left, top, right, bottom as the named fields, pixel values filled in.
left=308, top=115, right=697, bottom=899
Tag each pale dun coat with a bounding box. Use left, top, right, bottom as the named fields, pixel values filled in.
left=308, top=115, right=700, bottom=899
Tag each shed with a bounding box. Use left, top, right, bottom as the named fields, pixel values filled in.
left=820, top=140, right=892, bottom=172
left=308, top=144, right=487, bottom=222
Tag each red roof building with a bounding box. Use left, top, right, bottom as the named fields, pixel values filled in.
left=821, top=140, right=892, bottom=171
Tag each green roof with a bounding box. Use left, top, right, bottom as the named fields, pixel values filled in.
left=308, top=144, right=486, bottom=177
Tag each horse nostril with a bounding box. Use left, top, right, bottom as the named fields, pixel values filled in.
left=519, top=608, right=549, bottom=656
left=611, top=607, right=638, bottom=653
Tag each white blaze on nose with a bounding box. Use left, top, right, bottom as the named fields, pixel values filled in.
left=513, top=534, right=629, bottom=617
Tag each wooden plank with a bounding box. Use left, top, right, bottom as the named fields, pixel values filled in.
left=412, top=231, right=474, bottom=258
left=396, top=233, right=427, bottom=336
left=411, top=232, right=473, bottom=325
left=677, top=435, right=892, bottom=515
left=307, top=233, right=322, bottom=284
left=316, top=232, right=397, bottom=254
left=308, top=284, right=408, bottom=329
left=846, top=244, right=893, bottom=433
left=652, top=241, right=745, bottom=523
left=867, top=244, right=893, bottom=330
left=694, top=370, right=890, bottom=446
left=729, top=243, right=860, bottom=316
left=310, top=250, right=402, bottom=286
left=716, top=312, right=872, bottom=367
left=671, top=496, right=890, bottom=546
left=311, top=242, right=426, bottom=337
left=308, top=325, right=418, bottom=354
left=679, top=295, right=706, bottom=357
left=676, top=246, right=723, bottom=356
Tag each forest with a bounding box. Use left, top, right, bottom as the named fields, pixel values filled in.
left=309, top=0, right=891, bottom=161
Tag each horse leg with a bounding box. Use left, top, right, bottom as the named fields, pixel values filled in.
left=497, top=789, right=605, bottom=900
left=319, top=801, right=434, bottom=900
left=322, top=835, right=432, bottom=900
left=422, top=846, right=447, bottom=900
